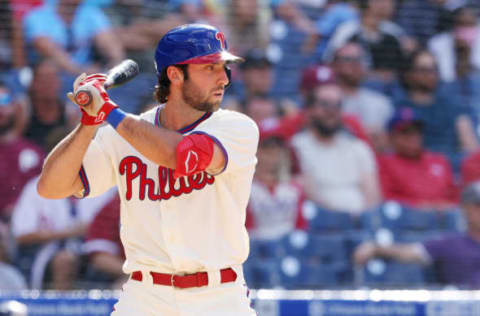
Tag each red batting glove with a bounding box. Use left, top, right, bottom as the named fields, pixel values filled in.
left=68, top=74, right=119, bottom=125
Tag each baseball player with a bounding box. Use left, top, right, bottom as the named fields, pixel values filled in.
left=37, top=24, right=259, bottom=315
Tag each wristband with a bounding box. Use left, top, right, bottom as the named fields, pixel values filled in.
left=106, top=108, right=127, bottom=129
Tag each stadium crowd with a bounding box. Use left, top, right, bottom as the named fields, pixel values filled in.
left=1, top=0, right=480, bottom=291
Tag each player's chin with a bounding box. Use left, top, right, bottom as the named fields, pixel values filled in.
left=208, top=97, right=222, bottom=111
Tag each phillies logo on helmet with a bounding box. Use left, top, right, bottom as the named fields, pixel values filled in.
left=215, top=32, right=226, bottom=50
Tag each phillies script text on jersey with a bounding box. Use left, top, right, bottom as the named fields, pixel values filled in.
left=119, top=156, right=215, bottom=201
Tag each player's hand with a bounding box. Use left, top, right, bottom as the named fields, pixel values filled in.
left=353, top=242, right=377, bottom=265
left=67, top=73, right=118, bottom=125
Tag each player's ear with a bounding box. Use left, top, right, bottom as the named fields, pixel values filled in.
left=167, top=66, right=184, bottom=84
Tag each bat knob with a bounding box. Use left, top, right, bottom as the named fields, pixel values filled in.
left=75, top=90, right=93, bottom=107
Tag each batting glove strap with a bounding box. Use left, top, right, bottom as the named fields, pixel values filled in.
left=80, top=110, right=103, bottom=125
left=80, top=101, right=118, bottom=125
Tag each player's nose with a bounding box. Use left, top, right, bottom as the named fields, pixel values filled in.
left=217, top=68, right=229, bottom=87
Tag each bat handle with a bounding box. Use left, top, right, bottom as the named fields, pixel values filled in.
left=74, top=79, right=112, bottom=106
left=74, top=89, right=93, bottom=107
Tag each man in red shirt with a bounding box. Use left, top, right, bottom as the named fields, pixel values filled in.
left=0, top=81, right=44, bottom=222
left=83, top=194, right=125, bottom=288
left=379, top=107, right=458, bottom=210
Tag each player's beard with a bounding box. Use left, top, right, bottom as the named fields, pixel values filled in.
left=181, top=79, right=222, bottom=112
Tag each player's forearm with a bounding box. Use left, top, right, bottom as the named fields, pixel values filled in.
left=115, top=115, right=183, bottom=169
left=38, top=124, right=98, bottom=199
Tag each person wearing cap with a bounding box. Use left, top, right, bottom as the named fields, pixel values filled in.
left=224, top=48, right=274, bottom=110
left=379, top=107, right=458, bottom=210
left=394, top=49, right=478, bottom=169
left=354, top=181, right=480, bottom=288
left=291, top=68, right=380, bottom=215
left=37, top=24, right=258, bottom=315
left=246, top=125, right=307, bottom=241
left=0, top=81, right=44, bottom=223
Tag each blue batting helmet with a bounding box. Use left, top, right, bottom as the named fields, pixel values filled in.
left=154, top=24, right=242, bottom=75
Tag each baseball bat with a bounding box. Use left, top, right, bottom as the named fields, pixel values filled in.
left=74, top=59, right=140, bottom=106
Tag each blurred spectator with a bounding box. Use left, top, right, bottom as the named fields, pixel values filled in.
left=246, top=128, right=307, bottom=240
left=461, top=149, right=480, bottom=186
left=23, top=0, right=125, bottom=75
left=268, top=0, right=319, bottom=101
left=0, top=2, right=18, bottom=70
left=243, top=95, right=278, bottom=124
left=23, top=59, right=79, bottom=150
left=11, top=176, right=86, bottom=290
left=0, top=82, right=44, bottom=222
left=331, top=41, right=393, bottom=151
left=225, top=49, right=274, bottom=109
left=223, top=0, right=271, bottom=54
left=10, top=176, right=115, bottom=290
left=354, top=181, right=480, bottom=288
left=272, top=0, right=316, bottom=35
left=379, top=108, right=458, bottom=210
left=324, top=0, right=407, bottom=83
left=304, top=0, right=360, bottom=58
left=0, top=223, right=27, bottom=291
left=83, top=194, right=125, bottom=289
left=170, top=0, right=204, bottom=23
left=291, top=72, right=380, bottom=215
left=396, top=0, right=459, bottom=45
left=104, top=1, right=183, bottom=70
left=395, top=49, right=478, bottom=162
left=429, top=5, right=480, bottom=83
left=0, top=1, right=32, bottom=99
left=300, top=64, right=373, bottom=147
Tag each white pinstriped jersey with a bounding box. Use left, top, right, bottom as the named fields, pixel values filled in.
left=80, top=106, right=259, bottom=274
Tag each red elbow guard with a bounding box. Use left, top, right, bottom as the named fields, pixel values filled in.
left=174, top=133, right=214, bottom=178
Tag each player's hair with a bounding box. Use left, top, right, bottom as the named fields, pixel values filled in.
left=154, top=64, right=189, bottom=103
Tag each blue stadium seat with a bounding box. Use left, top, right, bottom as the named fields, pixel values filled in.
left=281, top=231, right=348, bottom=264
left=440, top=210, right=465, bottom=232
left=278, top=256, right=339, bottom=289
left=309, top=233, right=348, bottom=263
left=377, top=202, right=442, bottom=232
left=249, top=239, right=285, bottom=259
left=243, top=258, right=280, bottom=289
left=396, top=231, right=445, bottom=243
left=361, top=259, right=427, bottom=287
left=345, top=230, right=373, bottom=254
left=308, top=207, right=355, bottom=232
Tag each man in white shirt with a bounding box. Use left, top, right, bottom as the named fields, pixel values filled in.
left=291, top=67, right=381, bottom=215
left=331, top=41, right=393, bottom=151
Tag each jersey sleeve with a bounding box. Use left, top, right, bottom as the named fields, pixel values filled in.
left=79, top=127, right=116, bottom=198
left=194, top=112, right=259, bottom=175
